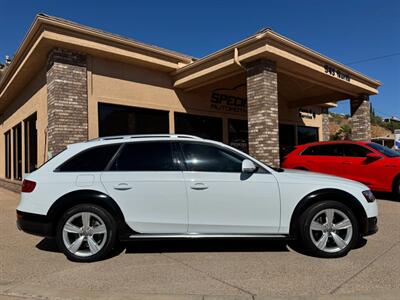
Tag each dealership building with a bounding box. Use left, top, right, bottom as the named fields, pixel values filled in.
left=0, top=14, right=380, bottom=186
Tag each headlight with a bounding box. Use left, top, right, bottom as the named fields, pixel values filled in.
left=362, top=190, right=376, bottom=203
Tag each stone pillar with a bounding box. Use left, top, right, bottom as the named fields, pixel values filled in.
left=246, top=59, right=279, bottom=167
left=46, top=48, right=88, bottom=156
left=350, top=94, right=371, bottom=141
left=322, top=108, right=330, bottom=141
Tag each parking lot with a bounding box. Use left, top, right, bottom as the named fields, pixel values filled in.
left=1, top=187, right=399, bottom=300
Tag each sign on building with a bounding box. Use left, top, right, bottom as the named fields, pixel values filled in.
left=395, top=129, right=400, bottom=150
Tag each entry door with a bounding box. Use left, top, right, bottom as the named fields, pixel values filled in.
left=179, top=142, right=281, bottom=234
left=100, top=141, right=188, bottom=233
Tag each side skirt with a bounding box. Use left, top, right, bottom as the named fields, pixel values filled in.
left=123, top=233, right=291, bottom=241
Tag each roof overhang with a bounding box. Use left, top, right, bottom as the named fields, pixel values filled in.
left=0, top=14, right=194, bottom=111
left=172, top=29, right=380, bottom=99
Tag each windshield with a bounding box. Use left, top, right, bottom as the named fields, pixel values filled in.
left=367, top=143, right=400, bottom=158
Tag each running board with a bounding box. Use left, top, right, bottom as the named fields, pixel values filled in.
left=128, top=233, right=288, bottom=239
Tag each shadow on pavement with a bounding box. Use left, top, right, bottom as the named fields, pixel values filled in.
left=36, top=237, right=370, bottom=260
left=374, top=192, right=399, bottom=202
left=36, top=238, right=290, bottom=257
left=124, top=239, right=290, bottom=254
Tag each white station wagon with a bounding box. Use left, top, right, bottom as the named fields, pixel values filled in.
left=17, top=135, right=378, bottom=262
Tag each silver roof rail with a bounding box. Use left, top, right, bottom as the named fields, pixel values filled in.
left=87, top=134, right=203, bottom=142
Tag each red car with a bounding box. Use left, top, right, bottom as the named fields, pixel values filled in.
left=282, top=141, right=400, bottom=197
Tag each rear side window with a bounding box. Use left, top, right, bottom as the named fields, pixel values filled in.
left=180, top=142, right=244, bottom=172
left=56, top=144, right=121, bottom=172
left=109, top=141, right=179, bottom=171
left=302, top=145, right=342, bottom=156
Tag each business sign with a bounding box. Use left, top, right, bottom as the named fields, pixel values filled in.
left=395, top=129, right=400, bottom=150
left=210, top=84, right=247, bottom=113
left=324, top=65, right=351, bottom=82
left=299, top=108, right=317, bottom=119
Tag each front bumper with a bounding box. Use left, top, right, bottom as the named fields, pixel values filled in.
left=363, top=217, right=378, bottom=236
left=16, top=210, right=54, bottom=237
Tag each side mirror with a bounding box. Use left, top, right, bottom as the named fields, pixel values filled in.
left=366, top=152, right=383, bottom=160
left=242, top=159, right=257, bottom=173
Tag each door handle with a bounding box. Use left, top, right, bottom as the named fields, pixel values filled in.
left=113, top=183, right=132, bottom=191
left=190, top=183, right=208, bottom=190
left=342, top=162, right=352, bottom=165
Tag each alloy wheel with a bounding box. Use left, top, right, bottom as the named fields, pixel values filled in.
left=309, top=208, right=353, bottom=253
left=62, top=212, right=108, bottom=257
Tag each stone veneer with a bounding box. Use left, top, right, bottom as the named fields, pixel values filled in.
left=350, top=94, right=371, bottom=141
left=246, top=59, right=280, bottom=167
left=322, top=108, right=330, bottom=141
left=46, top=48, right=88, bottom=156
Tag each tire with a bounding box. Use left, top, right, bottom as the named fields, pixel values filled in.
left=393, top=177, right=400, bottom=200
left=56, top=204, right=117, bottom=262
left=297, top=201, right=359, bottom=258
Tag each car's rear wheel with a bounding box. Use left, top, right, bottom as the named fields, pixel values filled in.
left=298, top=201, right=358, bottom=258
left=56, top=204, right=117, bottom=262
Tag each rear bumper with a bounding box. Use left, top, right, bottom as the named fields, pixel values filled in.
left=16, top=210, right=54, bottom=237
left=363, top=217, right=378, bottom=236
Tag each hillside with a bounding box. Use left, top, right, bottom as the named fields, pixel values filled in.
left=328, top=113, right=393, bottom=140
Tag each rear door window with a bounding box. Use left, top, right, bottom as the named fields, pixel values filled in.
left=302, top=144, right=342, bottom=156
left=109, top=141, right=180, bottom=171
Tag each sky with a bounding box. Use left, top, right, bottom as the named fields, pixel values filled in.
left=0, top=0, right=399, bottom=118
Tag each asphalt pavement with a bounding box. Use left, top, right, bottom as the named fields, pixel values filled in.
left=0, top=187, right=399, bottom=299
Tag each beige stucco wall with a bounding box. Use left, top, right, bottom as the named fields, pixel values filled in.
left=89, top=55, right=323, bottom=142
left=0, top=68, right=47, bottom=179
left=88, top=56, right=249, bottom=143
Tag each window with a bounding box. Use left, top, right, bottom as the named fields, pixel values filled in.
left=180, top=142, right=245, bottom=172
left=98, top=103, right=169, bottom=137
left=24, top=113, right=37, bottom=173
left=228, top=119, right=248, bottom=153
left=368, top=142, right=400, bottom=158
left=13, top=124, right=22, bottom=180
left=279, top=124, right=296, bottom=158
left=110, top=142, right=179, bottom=171
left=302, top=144, right=342, bottom=156
left=342, top=144, right=371, bottom=157
left=4, top=131, right=11, bottom=179
left=56, top=144, right=121, bottom=172
left=297, top=126, right=319, bottom=145
left=174, top=113, right=223, bottom=141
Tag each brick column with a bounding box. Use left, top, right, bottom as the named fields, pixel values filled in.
left=322, top=108, right=330, bottom=141
left=246, top=59, right=279, bottom=167
left=46, top=48, right=88, bottom=156
left=350, top=94, right=371, bottom=141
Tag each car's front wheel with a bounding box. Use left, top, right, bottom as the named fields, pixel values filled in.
left=298, top=201, right=358, bottom=258
left=56, top=204, right=117, bottom=262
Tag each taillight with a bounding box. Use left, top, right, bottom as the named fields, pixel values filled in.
left=21, top=179, right=36, bottom=193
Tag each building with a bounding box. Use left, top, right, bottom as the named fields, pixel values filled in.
left=0, top=14, right=380, bottom=186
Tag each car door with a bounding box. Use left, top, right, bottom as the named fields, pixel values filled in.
left=178, top=141, right=281, bottom=234
left=341, top=144, right=385, bottom=188
left=100, top=141, right=188, bottom=233
left=300, top=144, right=344, bottom=176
